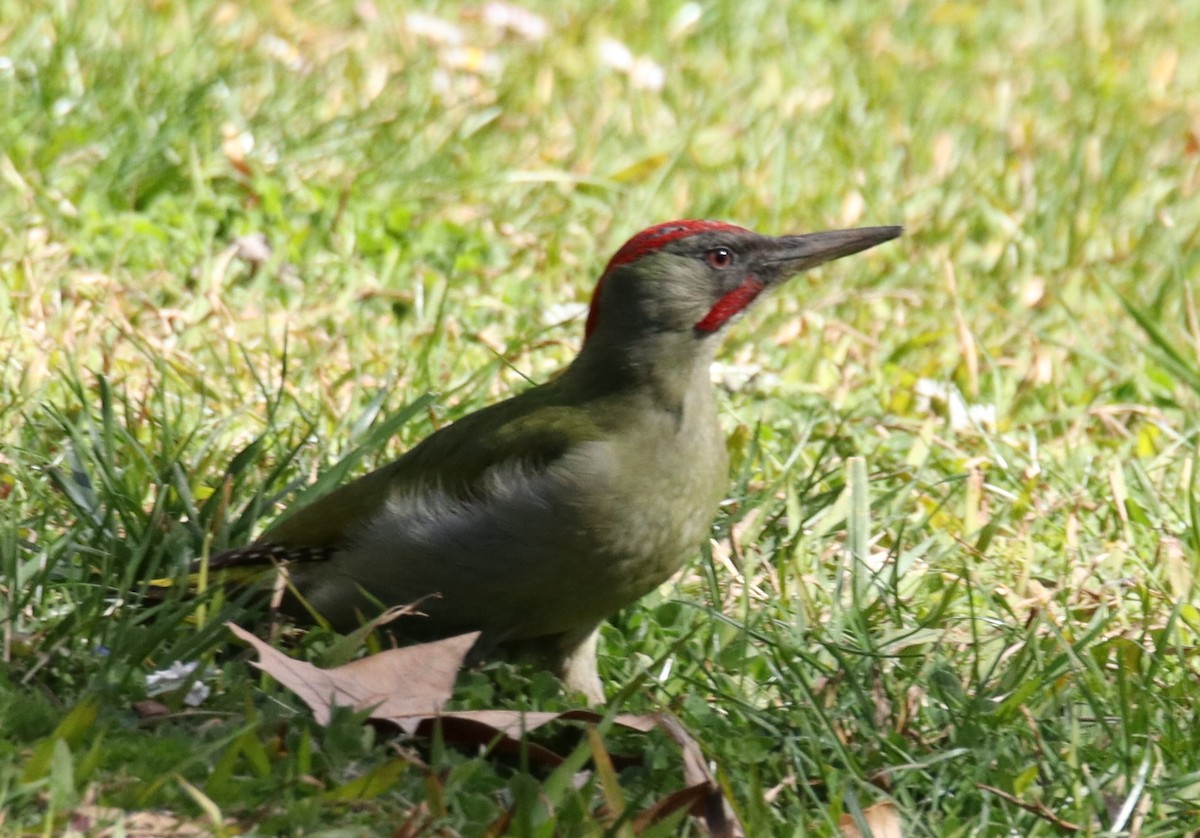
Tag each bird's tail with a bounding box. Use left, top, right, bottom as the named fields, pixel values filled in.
left=149, top=542, right=344, bottom=631
left=146, top=545, right=287, bottom=612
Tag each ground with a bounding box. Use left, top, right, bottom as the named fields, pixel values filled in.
left=1, top=0, right=1199, bottom=834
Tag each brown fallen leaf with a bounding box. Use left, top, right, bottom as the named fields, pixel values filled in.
left=631, top=782, right=713, bottom=832
left=131, top=699, right=171, bottom=720
left=68, top=804, right=215, bottom=837
left=429, top=708, right=657, bottom=736
left=229, top=623, right=654, bottom=740
left=391, top=800, right=432, bottom=838
left=480, top=805, right=514, bottom=838
left=230, top=623, right=744, bottom=836
left=654, top=713, right=745, bottom=838
left=411, top=713, right=572, bottom=767
left=839, top=800, right=904, bottom=838
left=228, top=622, right=477, bottom=730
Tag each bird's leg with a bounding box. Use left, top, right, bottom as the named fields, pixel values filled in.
left=488, top=624, right=606, bottom=703
left=553, top=624, right=605, bottom=704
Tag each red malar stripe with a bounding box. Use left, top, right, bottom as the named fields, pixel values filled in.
left=694, top=276, right=766, bottom=333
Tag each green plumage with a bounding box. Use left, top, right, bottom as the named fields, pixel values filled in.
left=205, top=221, right=902, bottom=701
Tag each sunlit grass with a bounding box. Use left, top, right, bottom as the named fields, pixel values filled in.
left=2, top=0, right=1199, bottom=833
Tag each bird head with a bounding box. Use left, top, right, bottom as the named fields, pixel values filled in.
left=582, top=220, right=902, bottom=348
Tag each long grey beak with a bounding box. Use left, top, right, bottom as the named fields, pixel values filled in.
left=761, top=226, right=903, bottom=278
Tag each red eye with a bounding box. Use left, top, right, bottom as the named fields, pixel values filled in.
left=706, top=247, right=734, bottom=269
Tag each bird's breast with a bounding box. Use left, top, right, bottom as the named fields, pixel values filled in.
left=573, top=405, right=728, bottom=598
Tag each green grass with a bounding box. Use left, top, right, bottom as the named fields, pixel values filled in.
left=3, top=0, right=1199, bottom=833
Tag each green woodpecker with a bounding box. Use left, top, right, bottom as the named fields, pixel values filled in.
left=207, top=220, right=901, bottom=702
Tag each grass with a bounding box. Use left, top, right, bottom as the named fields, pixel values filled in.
left=2, top=0, right=1199, bottom=833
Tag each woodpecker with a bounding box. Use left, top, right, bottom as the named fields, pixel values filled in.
left=206, top=220, right=901, bottom=702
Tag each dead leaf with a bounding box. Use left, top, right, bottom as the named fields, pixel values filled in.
left=1150, top=47, right=1178, bottom=89
left=655, top=714, right=745, bottom=838
left=1186, top=124, right=1200, bottom=158
left=896, top=684, right=924, bottom=736
left=410, top=714, right=574, bottom=767
left=763, top=773, right=796, bottom=804
left=431, top=708, right=656, bottom=737
left=230, top=623, right=744, bottom=836
left=872, top=678, right=892, bottom=735
left=631, top=783, right=712, bottom=832
left=1160, top=534, right=1192, bottom=598
left=131, top=700, right=170, bottom=720
left=228, top=622, right=476, bottom=730
left=480, top=805, right=514, bottom=838
left=68, top=804, right=215, bottom=837
left=391, top=801, right=432, bottom=838
left=839, top=801, right=904, bottom=837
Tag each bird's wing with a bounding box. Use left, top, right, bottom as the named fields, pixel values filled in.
left=207, top=388, right=605, bottom=569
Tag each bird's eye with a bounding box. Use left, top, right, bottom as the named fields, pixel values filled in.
left=705, top=247, right=734, bottom=269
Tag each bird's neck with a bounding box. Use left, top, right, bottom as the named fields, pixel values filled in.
left=564, top=332, right=719, bottom=417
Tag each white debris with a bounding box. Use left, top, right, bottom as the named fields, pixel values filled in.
left=405, top=11, right=465, bottom=45
left=914, top=378, right=996, bottom=431
left=482, top=3, right=549, bottom=42
left=597, top=37, right=665, bottom=91
left=146, top=660, right=212, bottom=707
left=542, top=301, right=589, bottom=326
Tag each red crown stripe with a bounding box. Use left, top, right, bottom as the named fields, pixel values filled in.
left=603, top=220, right=750, bottom=273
